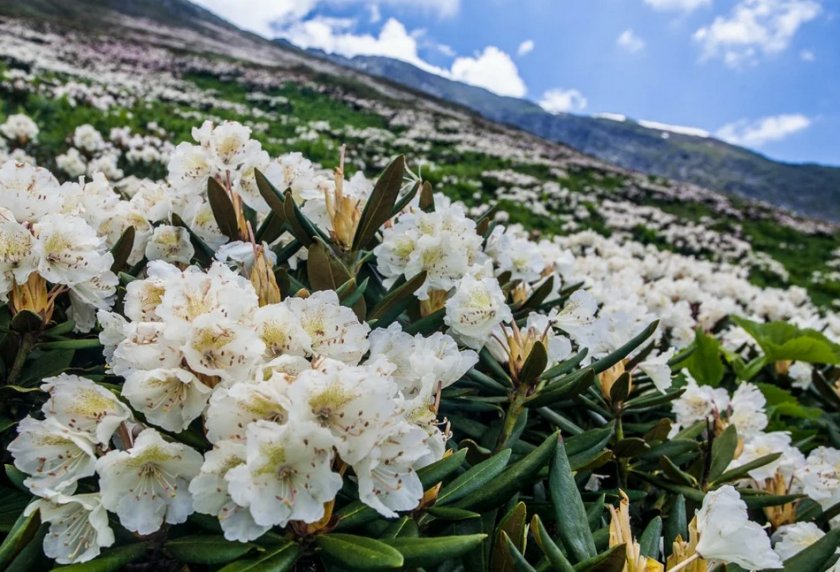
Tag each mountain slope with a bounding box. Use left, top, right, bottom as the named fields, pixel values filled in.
left=315, top=53, right=840, bottom=222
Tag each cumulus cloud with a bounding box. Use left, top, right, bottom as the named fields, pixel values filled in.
left=539, top=89, right=588, bottom=113
left=800, top=49, right=815, bottom=61
left=281, top=17, right=527, bottom=97
left=451, top=47, right=528, bottom=97
left=517, top=39, right=535, bottom=56
left=694, top=0, right=822, bottom=68
left=716, top=114, right=811, bottom=146
left=617, top=29, right=646, bottom=53
left=193, top=0, right=461, bottom=37
left=643, top=0, right=711, bottom=11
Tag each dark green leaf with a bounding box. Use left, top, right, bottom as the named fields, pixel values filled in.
left=109, top=226, right=135, bottom=273
left=316, top=534, right=403, bottom=571
left=207, top=177, right=239, bottom=240
left=217, top=540, right=299, bottom=572
left=438, top=449, right=511, bottom=505
left=52, top=543, right=148, bottom=572
left=638, top=516, right=662, bottom=559
left=551, top=440, right=597, bottom=563
left=164, top=535, right=255, bottom=565
left=683, top=328, right=725, bottom=386
left=418, top=448, right=467, bottom=488
left=708, top=424, right=738, bottom=482
left=455, top=432, right=558, bottom=512
left=382, top=534, right=486, bottom=568
left=352, top=155, right=405, bottom=250
left=531, top=514, right=575, bottom=572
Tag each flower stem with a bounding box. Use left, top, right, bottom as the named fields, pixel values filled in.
left=496, top=392, right=525, bottom=451
left=6, top=331, right=36, bottom=386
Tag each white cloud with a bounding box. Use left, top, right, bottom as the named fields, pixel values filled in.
left=716, top=114, right=811, bottom=146
left=281, top=17, right=527, bottom=97
left=617, top=29, right=646, bottom=53
left=193, top=0, right=461, bottom=37
left=451, top=47, right=528, bottom=97
left=800, top=49, right=815, bottom=60
left=284, top=17, right=445, bottom=71
left=517, top=39, right=535, bottom=56
left=539, top=89, right=588, bottom=113
left=694, top=0, right=822, bottom=68
left=643, top=0, right=711, bottom=11
left=369, top=4, right=382, bottom=23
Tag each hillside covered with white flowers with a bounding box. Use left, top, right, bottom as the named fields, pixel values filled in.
left=0, top=1, right=839, bottom=571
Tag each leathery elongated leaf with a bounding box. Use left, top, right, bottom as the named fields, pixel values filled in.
left=367, top=271, right=427, bottom=325
left=551, top=440, right=597, bottom=563
left=417, top=448, right=467, bottom=488
left=352, top=155, right=405, bottom=250
left=531, top=514, right=575, bottom=572
left=207, top=177, right=239, bottom=240
left=254, top=168, right=287, bottom=216
left=52, top=543, right=149, bottom=572
left=437, top=449, right=512, bottom=505
left=780, top=528, right=840, bottom=571
left=571, top=544, right=626, bottom=572
left=307, top=241, right=350, bottom=291
left=164, top=535, right=256, bottom=565
left=491, top=502, right=528, bottom=572
left=381, top=534, right=486, bottom=568
left=708, top=424, right=738, bottom=482
left=0, top=509, right=39, bottom=569
left=502, top=532, right=537, bottom=572
left=590, top=321, right=659, bottom=374
left=109, top=225, right=135, bottom=272
left=316, top=534, right=403, bottom=570
left=453, top=433, right=558, bottom=511
left=217, top=540, right=299, bottom=572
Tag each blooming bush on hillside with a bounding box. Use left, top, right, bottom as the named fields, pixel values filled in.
left=0, top=114, right=839, bottom=572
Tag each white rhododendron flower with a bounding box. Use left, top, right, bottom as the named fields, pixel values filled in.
left=72, top=124, right=105, bottom=153
left=288, top=360, right=399, bottom=463
left=728, top=383, right=768, bottom=439
left=728, top=431, right=805, bottom=482
left=368, top=323, right=477, bottom=402
left=181, top=312, right=265, bottom=382
left=40, top=374, right=132, bottom=444
left=25, top=494, right=114, bottom=564
left=189, top=440, right=270, bottom=542
left=205, top=380, right=291, bottom=443
left=145, top=225, right=194, bottom=264
left=226, top=420, right=342, bottom=528
left=96, top=429, right=203, bottom=534
left=1, top=113, right=39, bottom=143
left=122, top=368, right=212, bottom=432
left=374, top=200, right=487, bottom=299
left=33, top=214, right=115, bottom=286
left=670, top=377, right=730, bottom=435
left=354, top=421, right=430, bottom=518
left=694, top=486, right=782, bottom=569
left=796, top=447, right=840, bottom=512
left=772, top=522, right=826, bottom=561
left=0, top=160, right=64, bottom=224
left=285, top=290, right=370, bottom=363
left=445, top=272, right=512, bottom=349
left=9, top=417, right=97, bottom=497
left=637, top=348, right=675, bottom=392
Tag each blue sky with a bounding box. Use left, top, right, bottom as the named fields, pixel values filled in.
left=195, top=0, right=839, bottom=166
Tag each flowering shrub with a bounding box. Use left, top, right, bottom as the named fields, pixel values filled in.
left=0, top=117, right=837, bottom=572
left=0, top=14, right=839, bottom=571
